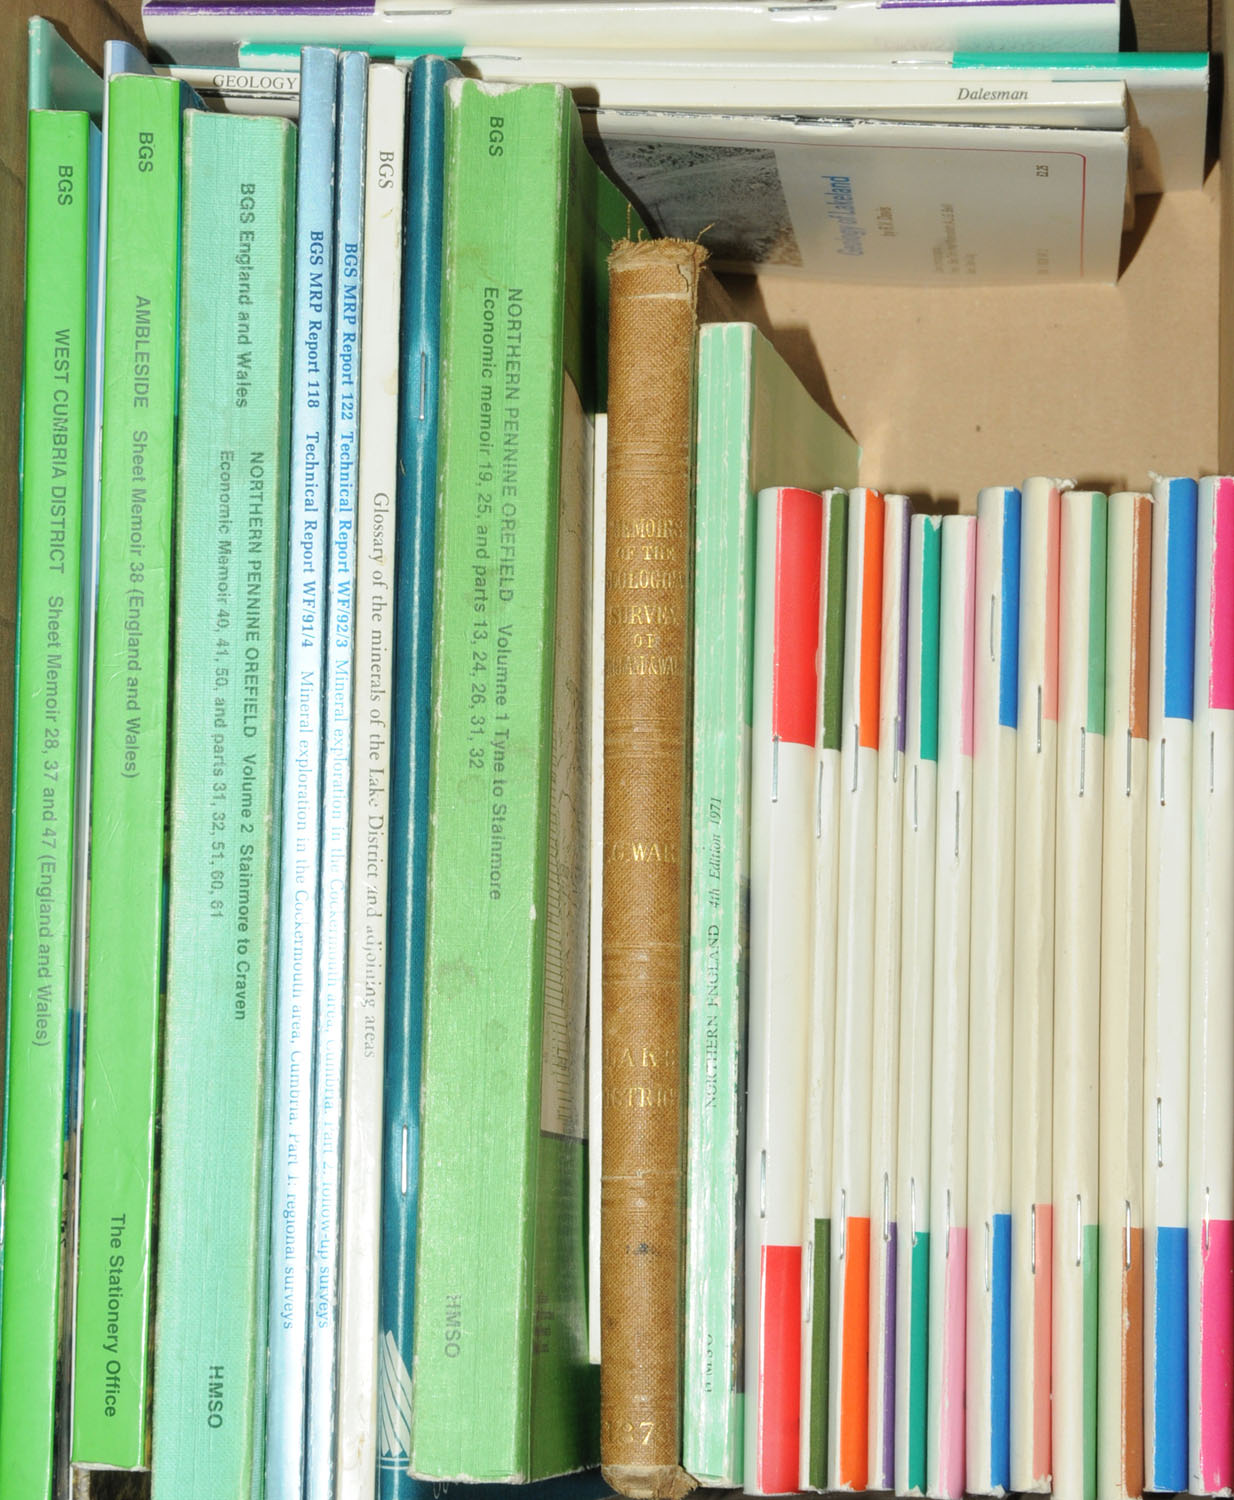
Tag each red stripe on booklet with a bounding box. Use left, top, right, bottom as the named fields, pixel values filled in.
left=758, top=1244, right=803, bottom=1493
left=772, top=488, right=823, bottom=747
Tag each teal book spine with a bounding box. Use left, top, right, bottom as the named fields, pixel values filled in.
left=71, top=72, right=187, bottom=1469
left=0, top=106, right=91, bottom=1500
left=150, top=108, right=296, bottom=1500
left=410, top=79, right=621, bottom=1481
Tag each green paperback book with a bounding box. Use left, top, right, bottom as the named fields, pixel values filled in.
left=72, top=72, right=187, bottom=1469
left=410, top=78, right=627, bottom=1481
left=684, top=322, right=857, bottom=1486
left=150, top=108, right=295, bottom=1500
left=0, top=106, right=91, bottom=1500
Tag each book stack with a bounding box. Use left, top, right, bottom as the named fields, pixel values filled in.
left=0, top=5, right=1230, bottom=1500
left=143, top=5, right=1212, bottom=285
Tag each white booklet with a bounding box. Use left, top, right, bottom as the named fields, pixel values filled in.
left=586, top=114, right=1129, bottom=282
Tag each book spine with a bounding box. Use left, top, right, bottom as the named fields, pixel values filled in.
left=266, top=47, right=337, bottom=1497
left=71, top=73, right=185, bottom=1467
left=0, top=107, right=90, bottom=1500
left=924, top=515, right=975, bottom=1500
left=411, top=79, right=593, bottom=1483
left=1049, top=489, right=1106, bottom=1500
left=1009, top=477, right=1061, bottom=1495
left=334, top=58, right=404, bottom=1500
left=1189, top=475, right=1234, bottom=1496
left=684, top=324, right=754, bottom=1489
left=800, top=488, right=848, bottom=1492
left=61, top=51, right=115, bottom=1492
left=600, top=235, right=705, bottom=1500
left=744, top=486, right=822, bottom=1497
left=965, top=485, right=1019, bottom=1496
left=149, top=107, right=295, bottom=1500
left=377, top=50, right=449, bottom=1500
left=894, top=513, right=941, bottom=1500
left=141, top=1, right=1122, bottom=58
left=827, top=488, right=883, bottom=1494
left=1097, top=491, right=1150, bottom=1500
left=867, top=496, right=911, bottom=1494
left=324, top=41, right=368, bottom=1495
left=1142, top=476, right=1196, bottom=1493
left=588, top=408, right=609, bottom=1373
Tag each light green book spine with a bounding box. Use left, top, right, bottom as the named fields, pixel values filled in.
left=410, top=79, right=623, bottom=1481
left=0, top=107, right=90, bottom=1500
left=684, top=324, right=858, bottom=1485
left=71, top=73, right=185, bottom=1468
left=685, top=325, right=758, bottom=1487
left=150, top=110, right=295, bottom=1500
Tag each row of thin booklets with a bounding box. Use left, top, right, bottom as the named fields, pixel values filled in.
left=2, top=19, right=1231, bottom=1500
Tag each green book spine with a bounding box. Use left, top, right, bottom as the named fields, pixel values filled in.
left=684, top=324, right=858, bottom=1484
left=410, top=78, right=622, bottom=1481
left=684, top=325, right=757, bottom=1487
left=0, top=107, right=91, bottom=1500
left=71, top=73, right=186, bottom=1468
left=150, top=109, right=295, bottom=1500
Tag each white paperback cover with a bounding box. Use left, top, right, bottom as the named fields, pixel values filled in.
left=586, top=114, right=1128, bottom=283
left=1188, top=476, right=1234, bottom=1497
left=799, top=489, right=849, bottom=1492
left=827, top=488, right=884, bottom=1492
left=867, top=496, right=911, bottom=1492
left=1142, top=476, right=1196, bottom=1493
left=1051, top=490, right=1106, bottom=1500
left=143, top=0, right=1122, bottom=64
left=744, top=486, right=823, bottom=1495
left=1097, top=492, right=1151, bottom=1500
left=965, top=486, right=1020, bottom=1496
left=893, top=514, right=941, bottom=1499
left=1009, top=477, right=1063, bottom=1495
left=925, top=515, right=975, bottom=1500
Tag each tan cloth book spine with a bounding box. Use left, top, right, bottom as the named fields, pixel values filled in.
left=600, top=237, right=706, bottom=1500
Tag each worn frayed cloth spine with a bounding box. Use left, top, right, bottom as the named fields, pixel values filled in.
left=600, top=237, right=706, bottom=1500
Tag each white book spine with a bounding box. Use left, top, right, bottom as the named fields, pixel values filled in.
left=924, top=515, right=974, bottom=1500
left=894, top=514, right=941, bottom=1498
left=965, top=485, right=1020, bottom=1496
left=827, top=488, right=882, bottom=1493
left=332, top=60, right=405, bottom=1500
left=799, top=489, right=847, bottom=1492
left=143, top=1, right=1122, bottom=61
left=1142, top=476, right=1196, bottom=1492
left=1009, top=476, right=1062, bottom=1494
left=1097, top=491, right=1151, bottom=1500
left=1188, top=475, right=1234, bottom=1498
left=744, top=487, right=822, bottom=1495
left=867, top=496, right=911, bottom=1492
left=1049, top=490, right=1106, bottom=1500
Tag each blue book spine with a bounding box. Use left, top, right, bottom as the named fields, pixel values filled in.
left=305, top=48, right=367, bottom=1500
left=377, top=54, right=456, bottom=1500
left=265, top=45, right=338, bottom=1500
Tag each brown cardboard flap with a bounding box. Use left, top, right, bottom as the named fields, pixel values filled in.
left=725, top=173, right=1221, bottom=509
